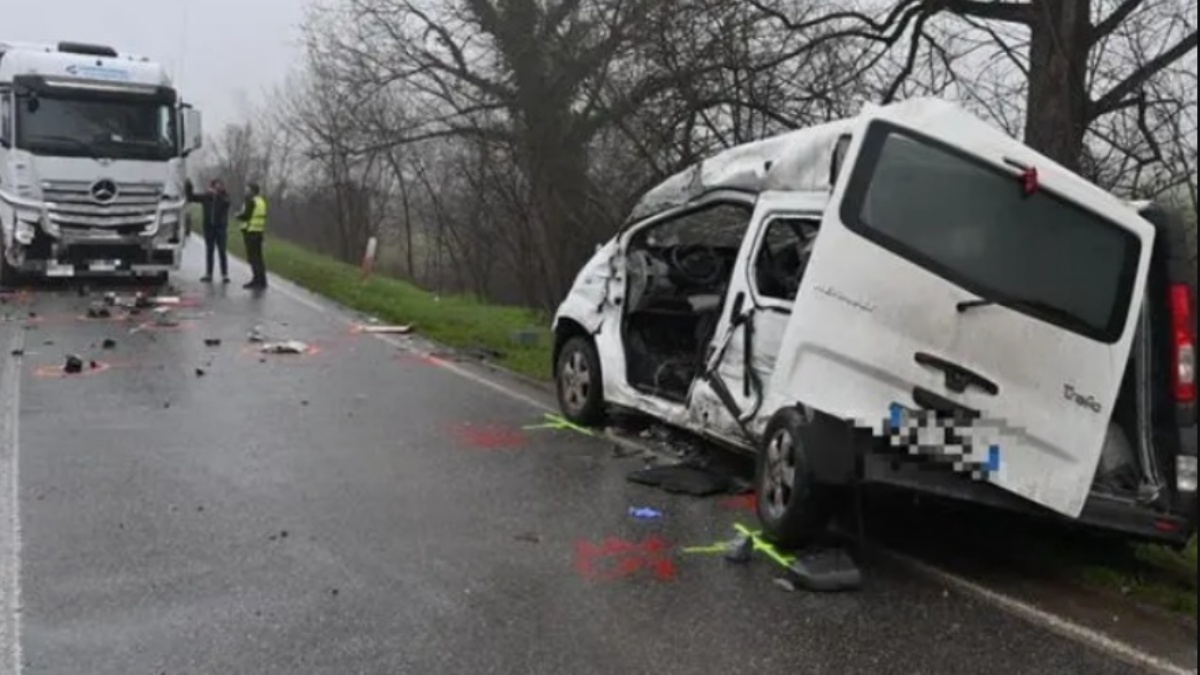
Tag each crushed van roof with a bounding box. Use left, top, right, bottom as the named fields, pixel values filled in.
left=625, top=97, right=1067, bottom=223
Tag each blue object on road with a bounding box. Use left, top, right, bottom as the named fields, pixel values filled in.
left=628, top=507, right=663, bottom=520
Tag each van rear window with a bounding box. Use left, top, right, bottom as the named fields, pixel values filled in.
left=841, top=124, right=1141, bottom=343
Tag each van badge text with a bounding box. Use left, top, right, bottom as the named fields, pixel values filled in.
left=814, top=285, right=875, bottom=314
left=1063, top=384, right=1102, bottom=414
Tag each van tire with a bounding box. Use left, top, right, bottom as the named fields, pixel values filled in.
left=555, top=336, right=606, bottom=426
left=756, top=406, right=833, bottom=548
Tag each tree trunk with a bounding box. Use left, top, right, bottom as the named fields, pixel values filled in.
left=1022, top=0, right=1093, bottom=171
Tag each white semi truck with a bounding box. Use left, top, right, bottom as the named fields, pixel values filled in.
left=0, top=40, right=203, bottom=285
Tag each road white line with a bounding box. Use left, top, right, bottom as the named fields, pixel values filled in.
left=885, top=550, right=1196, bottom=675
left=266, top=277, right=553, bottom=413
left=265, top=268, right=1193, bottom=674
left=0, top=331, right=25, bottom=675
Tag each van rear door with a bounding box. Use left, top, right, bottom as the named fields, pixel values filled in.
left=770, top=100, right=1156, bottom=518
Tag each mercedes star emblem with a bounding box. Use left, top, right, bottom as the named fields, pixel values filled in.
left=90, top=179, right=119, bottom=204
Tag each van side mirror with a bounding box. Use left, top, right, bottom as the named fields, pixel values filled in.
left=181, top=106, right=203, bottom=157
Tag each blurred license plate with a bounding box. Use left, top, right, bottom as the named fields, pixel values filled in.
left=89, top=260, right=120, bottom=271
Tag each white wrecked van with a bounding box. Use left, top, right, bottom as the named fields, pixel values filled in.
left=551, top=98, right=1197, bottom=548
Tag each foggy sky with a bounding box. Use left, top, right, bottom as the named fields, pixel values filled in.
left=5, top=0, right=308, bottom=132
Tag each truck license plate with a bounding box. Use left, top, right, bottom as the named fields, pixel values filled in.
left=89, top=260, right=121, bottom=272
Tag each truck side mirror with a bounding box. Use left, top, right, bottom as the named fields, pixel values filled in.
left=181, top=107, right=203, bottom=157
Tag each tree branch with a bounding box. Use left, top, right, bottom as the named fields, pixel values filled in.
left=1091, top=0, right=1145, bottom=45
left=1092, top=30, right=1198, bottom=118
left=943, top=0, right=1035, bottom=25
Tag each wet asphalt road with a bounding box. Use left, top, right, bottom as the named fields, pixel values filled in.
left=0, top=248, right=1148, bottom=675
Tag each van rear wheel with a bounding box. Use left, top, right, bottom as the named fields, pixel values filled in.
left=756, top=407, right=833, bottom=549
left=555, top=336, right=605, bottom=426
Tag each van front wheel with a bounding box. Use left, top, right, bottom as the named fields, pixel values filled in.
left=555, top=336, right=605, bottom=426
left=756, top=407, right=833, bottom=549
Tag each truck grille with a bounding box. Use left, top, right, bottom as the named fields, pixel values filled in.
left=42, top=180, right=162, bottom=229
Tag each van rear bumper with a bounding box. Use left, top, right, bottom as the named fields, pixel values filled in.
left=861, top=448, right=1196, bottom=547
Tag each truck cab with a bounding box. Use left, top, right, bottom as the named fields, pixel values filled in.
left=0, top=40, right=204, bottom=284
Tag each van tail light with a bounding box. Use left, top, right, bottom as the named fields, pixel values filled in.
left=1169, top=284, right=1196, bottom=404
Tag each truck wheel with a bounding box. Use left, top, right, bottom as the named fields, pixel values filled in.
left=555, top=336, right=606, bottom=426
left=756, top=406, right=834, bottom=548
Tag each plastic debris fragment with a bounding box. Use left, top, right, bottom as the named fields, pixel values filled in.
left=628, top=506, right=664, bottom=520
left=261, top=340, right=308, bottom=354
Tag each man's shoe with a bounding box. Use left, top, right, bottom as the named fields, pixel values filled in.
left=222, top=277, right=231, bottom=284
left=200, top=276, right=212, bottom=283
left=243, top=282, right=257, bottom=289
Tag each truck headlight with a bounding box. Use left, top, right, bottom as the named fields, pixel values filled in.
left=14, top=220, right=35, bottom=245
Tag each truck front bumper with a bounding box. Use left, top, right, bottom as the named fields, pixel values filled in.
left=3, top=193, right=185, bottom=277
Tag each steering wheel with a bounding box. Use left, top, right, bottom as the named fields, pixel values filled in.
left=670, top=244, right=724, bottom=285
left=765, top=247, right=803, bottom=299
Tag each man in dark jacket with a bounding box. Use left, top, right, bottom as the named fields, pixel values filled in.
left=185, top=178, right=232, bottom=283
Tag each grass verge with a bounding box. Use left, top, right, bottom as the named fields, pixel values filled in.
left=227, top=234, right=553, bottom=380
left=230, top=233, right=1197, bottom=619
left=1019, top=526, right=1197, bottom=619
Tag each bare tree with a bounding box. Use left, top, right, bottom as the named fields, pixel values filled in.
left=751, top=0, right=1197, bottom=172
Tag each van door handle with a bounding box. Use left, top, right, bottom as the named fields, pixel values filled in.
left=914, top=352, right=999, bottom=396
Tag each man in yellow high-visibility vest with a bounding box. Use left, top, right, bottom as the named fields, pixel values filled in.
left=235, top=182, right=269, bottom=290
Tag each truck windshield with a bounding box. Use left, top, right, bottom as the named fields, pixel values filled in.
left=841, top=124, right=1141, bottom=344
left=14, top=93, right=177, bottom=161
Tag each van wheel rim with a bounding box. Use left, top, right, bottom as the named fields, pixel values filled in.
left=560, top=350, right=591, bottom=413
left=764, top=430, right=795, bottom=520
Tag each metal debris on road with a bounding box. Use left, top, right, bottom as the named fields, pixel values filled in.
left=247, top=326, right=266, bottom=343
left=204, top=338, right=222, bottom=347
left=626, top=463, right=732, bottom=497
left=261, top=340, right=308, bottom=355
left=63, top=355, right=84, bottom=374
left=9, top=348, right=24, bottom=358
left=724, top=534, right=754, bottom=563
left=101, top=338, right=117, bottom=350
left=153, top=307, right=178, bottom=327
left=195, top=368, right=206, bottom=377
left=788, top=548, right=863, bottom=593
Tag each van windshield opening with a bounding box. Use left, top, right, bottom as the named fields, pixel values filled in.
left=15, top=92, right=178, bottom=161
left=842, top=125, right=1141, bottom=343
